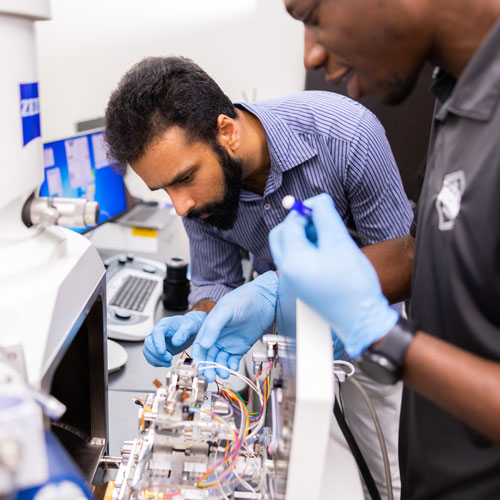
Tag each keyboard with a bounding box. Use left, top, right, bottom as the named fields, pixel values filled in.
left=110, top=275, right=157, bottom=312
left=105, top=254, right=165, bottom=341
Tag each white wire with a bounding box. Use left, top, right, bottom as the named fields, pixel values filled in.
left=197, top=361, right=264, bottom=407
left=333, top=359, right=356, bottom=378
left=248, top=454, right=265, bottom=492
left=242, top=451, right=263, bottom=490
left=247, top=411, right=266, bottom=441
left=214, top=467, right=231, bottom=500
left=232, top=467, right=259, bottom=497
left=347, top=376, right=394, bottom=500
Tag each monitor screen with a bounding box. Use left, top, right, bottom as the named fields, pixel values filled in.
left=39, top=129, right=127, bottom=233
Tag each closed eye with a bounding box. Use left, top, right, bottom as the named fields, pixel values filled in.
left=178, top=173, right=193, bottom=184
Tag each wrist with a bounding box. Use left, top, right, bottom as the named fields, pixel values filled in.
left=186, top=310, right=207, bottom=322
left=345, top=300, right=398, bottom=358
left=190, top=300, right=214, bottom=314
left=358, top=316, right=417, bottom=384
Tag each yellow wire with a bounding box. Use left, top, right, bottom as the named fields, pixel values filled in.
left=199, top=390, right=250, bottom=488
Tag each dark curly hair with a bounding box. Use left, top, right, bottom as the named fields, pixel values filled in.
left=104, top=56, right=237, bottom=171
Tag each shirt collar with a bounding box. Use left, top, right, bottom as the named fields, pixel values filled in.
left=235, top=101, right=316, bottom=187
left=433, top=15, right=500, bottom=122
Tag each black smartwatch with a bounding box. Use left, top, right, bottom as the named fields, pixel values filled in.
left=358, top=317, right=416, bottom=384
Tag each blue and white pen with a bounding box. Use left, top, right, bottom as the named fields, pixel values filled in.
left=282, top=195, right=318, bottom=243
left=281, top=195, right=364, bottom=245
left=282, top=195, right=313, bottom=218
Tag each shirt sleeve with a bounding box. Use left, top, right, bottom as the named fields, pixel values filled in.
left=344, top=109, right=413, bottom=245
left=410, top=206, right=418, bottom=238
left=182, top=217, right=245, bottom=306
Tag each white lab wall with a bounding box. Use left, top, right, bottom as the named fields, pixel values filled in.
left=36, top=0, right=305, bottom=140
left=35, top=0, right=305, bottom=201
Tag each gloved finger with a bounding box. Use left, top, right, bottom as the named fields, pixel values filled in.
left=305, top=194, right=352, bottom=247
left=145, top=352, right=173, bottom=367
left=214, top=350, right=230, bottom=379
left=269, top=212, right=308, bottom=266
left=269, top=224, right=284, bottom=265
left=271, top=212, right=315, bottom=269
left=142, top=339, right=173, bottom=367
left=227, top=355, right=242, bottom=372
left=171, top=320, right=198, bottom=347
left=191, top=341, right=206, bottom=362
left=202, top=345, right=220, bottom=382
left=143, top=336, right=173, bottom=364
left=305, top=219, right=318, bottom=244
left=150, top=317, right=178, bottom=354
left=144, top=335, right=162, bottom=359
left=196, top=306, right=234, bottom=350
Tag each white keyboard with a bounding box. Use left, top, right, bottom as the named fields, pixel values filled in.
left=105, top=254, right=165, bottom=341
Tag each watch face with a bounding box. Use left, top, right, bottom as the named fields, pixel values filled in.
left=358, top=352, right=400, bottom=385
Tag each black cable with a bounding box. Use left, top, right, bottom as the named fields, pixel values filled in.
left=334, top=398, right=382, bottom=500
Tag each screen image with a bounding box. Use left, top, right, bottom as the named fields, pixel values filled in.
left=39, top=130, right=127, bottom=233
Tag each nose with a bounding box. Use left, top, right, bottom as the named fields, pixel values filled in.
left=304, top=28, right=328, bottom=70
left=169, top=191, right=196, bottom=217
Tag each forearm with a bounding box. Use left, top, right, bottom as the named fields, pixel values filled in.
left=362, top=234, right=414, bottom=304
left=403, top=332, right=500, bottom=443
left=190, top=300, right=216, bottom=314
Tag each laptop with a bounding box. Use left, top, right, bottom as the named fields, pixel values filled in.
left=39, top=128, right=174, bottom=231
left=118, top=200, right=174, bottom=230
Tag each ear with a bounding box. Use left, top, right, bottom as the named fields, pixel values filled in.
left=216, top=114, right=240, bottom=153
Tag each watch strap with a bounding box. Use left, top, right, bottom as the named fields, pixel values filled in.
left=369, top=316, right=416, bottom=365
left=358, top=316, right=417, bottom=384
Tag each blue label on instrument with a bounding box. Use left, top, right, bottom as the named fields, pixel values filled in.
left=20, top=82, right=41, bottom=146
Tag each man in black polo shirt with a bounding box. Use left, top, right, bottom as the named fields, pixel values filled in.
left=271, top=0, right=500, bottom=498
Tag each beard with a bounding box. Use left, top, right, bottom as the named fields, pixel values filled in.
left=186, top=141, right=243, bottom=230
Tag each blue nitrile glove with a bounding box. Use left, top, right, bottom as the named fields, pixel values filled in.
left=269, top=193, right=398, bottom=358
left=142, top=311, right=206, bottom=367
left=191, top=271, right=278, bottom=382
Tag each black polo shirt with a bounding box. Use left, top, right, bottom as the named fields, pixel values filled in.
left=400, top=16, right=500, bottom=500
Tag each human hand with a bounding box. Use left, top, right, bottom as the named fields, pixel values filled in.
left=142, top=311, right=206, bottom=367
left=269, top=193, right=397, bottom=358
left=191, top=271, right=278, bottom=382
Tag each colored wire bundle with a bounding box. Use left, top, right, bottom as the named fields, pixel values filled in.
left=191, top=360, right=273, bottom=491
left=191, top=393, right=248, bottom=488
left=218, top=363, right=271, bottom=425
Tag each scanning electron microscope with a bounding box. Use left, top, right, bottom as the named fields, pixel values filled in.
left=1, top=2, right=107, bottom=497
left=0, top=2, right=363, bottom=499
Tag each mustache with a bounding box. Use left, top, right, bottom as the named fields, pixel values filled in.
left=186, top=202, right=219, bottom=220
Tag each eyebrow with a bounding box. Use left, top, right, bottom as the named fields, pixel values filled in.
left=149, top=165, right=196, bottom=191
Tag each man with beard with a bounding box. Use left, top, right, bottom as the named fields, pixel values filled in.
left=268, top=0, right=500, bottom=499
left=104, top=55, right=412, bottom=499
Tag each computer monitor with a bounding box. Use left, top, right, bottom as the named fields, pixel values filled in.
left=39, top=129, right=127, bottom=233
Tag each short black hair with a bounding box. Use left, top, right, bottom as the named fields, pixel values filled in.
left=104, top=56, right=237, bottom=171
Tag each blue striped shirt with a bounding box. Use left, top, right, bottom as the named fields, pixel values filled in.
left=183, top=91, right=412, bottom=306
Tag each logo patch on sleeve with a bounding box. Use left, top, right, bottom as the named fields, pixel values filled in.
left=435, top=170, right=465, bottom=230
left=20, top=82, right=41, bottom=146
